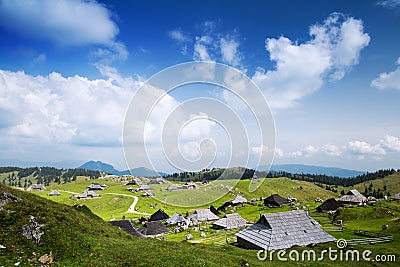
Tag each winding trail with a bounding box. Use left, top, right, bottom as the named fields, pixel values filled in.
left=104, top=193, right=150, bottom=215
left=61, top=190, right=150, bottom=215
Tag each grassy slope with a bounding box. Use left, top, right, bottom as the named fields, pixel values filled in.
left=2, top=175, right=400, bottom=266
left=30, top=177, right=339, bottom=221
left=0, top=184, right=280, bottom=267
left=351, top=172, right=400, bottom=196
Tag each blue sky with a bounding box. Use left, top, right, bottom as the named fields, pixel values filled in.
left=0, top=0, right=400, bottom=172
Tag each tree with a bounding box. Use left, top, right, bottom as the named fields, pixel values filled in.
left=383, top=184, right=387, bottom=191
left=340, top=190, right=345, bottom=195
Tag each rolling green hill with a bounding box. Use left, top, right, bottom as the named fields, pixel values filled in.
left=351, top=172, right=400, bottom=196
left=2, top=174, right=400, bottom=266
left=0, top=183, right=278, bottom=266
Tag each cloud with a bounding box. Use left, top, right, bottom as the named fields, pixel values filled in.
left=290, top=145, right=319, bottom=157
left=33, top=53, right=46, bottom=64
left=220, top=37, right=241, bottom=66
left=168, top=28, right=190, bottom=43
left=0, top=0, right=128, bottom=68
left=168, top=28, right=190, bottom=55
left=0, top=69, right=140, bottom=150
left=190, top=21, right=243, bottom=66
left=380, top=134, right=400, bottom=152
left=371, top=57, right=400, bottom=90
left=275, top=147, right=284, bottom=157
left=0, top=0, right=119, bottom=46
left=376, top=0, right=400, bottom=8
left=347, top=141, right=386, bottom=156
left=253, top=13, right=370, bottom=109
left=91, top=41, right=129, bottom=66
left=321, top=144, right=343, bottom=156
left=179, top=114, right=216, bottom=141
left=193, top=39, right=212, bottom=61
left=251, top=145, right=270, bottom=156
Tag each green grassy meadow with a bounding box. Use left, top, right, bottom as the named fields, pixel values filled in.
left=3, top=173, right=399, bottom=266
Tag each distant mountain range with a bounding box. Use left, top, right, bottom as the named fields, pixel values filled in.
left=80, top=161, right=365, bottom=178
left=267, top=164, right=366, bottom=178
left=0, top=159, right=85, bottom=169
left=0, top=158, right=367, bottom=178
left=79, top=161, right=167, bottom=177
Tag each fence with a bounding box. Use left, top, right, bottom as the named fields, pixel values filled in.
left=346, top=235, right=394, bottom=246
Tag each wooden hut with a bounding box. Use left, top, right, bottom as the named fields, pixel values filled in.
left=236, top=210, right=335, bottom=250
left=316, top=198, right=341, bottom=212
left=149, top=209, right=169, bottom=221
left=263, top=194, right=288, bottom=207
left=213, top=213, right=246, bottom=230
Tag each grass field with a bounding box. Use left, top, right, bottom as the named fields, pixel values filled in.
left=11, top=173, right=400, bottom=266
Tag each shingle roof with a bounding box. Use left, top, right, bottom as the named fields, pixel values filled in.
left=142, top=191, right=153, bottom=197
left=231, top=195, right=248, bottom=205
left=165, top=213, right=188, bottom=225
left=110, top=220, right=146, bottom=238
left=139, top=221, right=170, bottom=236
left=28, top=184, right=46, bottom=191
left=78, top=190, right=100, bottom=199
left=185, top=182, right=200, bottom=189
left=188, top=209, right=219, bottom=221
left=213, top=213, right=246, bottom=230
left=264, top=194, right=288, bottom=206
left=236, top=210, right=335, bottom=250
left=87, top=183, right=105, bottom=190
left=210, top=205, right=220, bottom=215
left=149, top=209, right=170, bottom=221
left=138, top=184, right=152, bottom=191
left=166, top=184, right=181, bottom=191
left=125, top=180, right=138, bottom=186
left=48, top=190, right=61, bottom=196
left=316, top=198, right=340, bottom=212
left=148, top=177, right=168, bottom=184
left=338, top=189, right=367, bottom=204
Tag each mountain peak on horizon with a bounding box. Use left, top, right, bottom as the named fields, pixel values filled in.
left=268, top=163, right=366, bottom=178
left=78, top=161, right=166, bottom=177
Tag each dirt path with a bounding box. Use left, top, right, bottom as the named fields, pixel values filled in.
left=104, top=193, right=150, bottom=215
left=61, top=190, right=150, bottom=215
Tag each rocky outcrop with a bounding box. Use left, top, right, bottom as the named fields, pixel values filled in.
left=0, top=191, right=21, bottom=211
left=21, top=215, right=45, bottom=245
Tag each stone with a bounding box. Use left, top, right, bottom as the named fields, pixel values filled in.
left=21, top=215, right=45, bottom=245
left=0, top=192, right=21, bottom=211
left=39, top=252, right=54, bottom=264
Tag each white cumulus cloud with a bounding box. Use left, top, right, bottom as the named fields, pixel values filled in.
left=371, top=57, right=400, bottom=90
left=0, top=0, right=119, bottom=46
left=253, top=13, right=370, bottom=109
left=0, top=69, right=140, bottom=150
left=347, top=141, right=386, bottom=156
left=290, top=145, right=319, bottom=157
left=321, top=144, right=343, bottom=156
left=380, top=134, right=400, bottom=152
